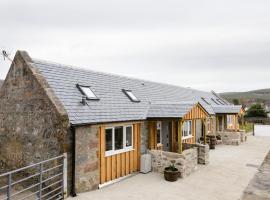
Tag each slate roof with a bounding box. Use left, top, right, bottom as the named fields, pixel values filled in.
left=212, top=105, right=242, bottom=114
left=147, top=102, right=196, bottom=118
left=30, top=57, right=239, bottom=125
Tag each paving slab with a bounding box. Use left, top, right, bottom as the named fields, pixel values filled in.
left=70, top=136, right=270, bottom=200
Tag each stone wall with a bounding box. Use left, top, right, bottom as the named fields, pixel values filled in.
left=217, top=131, right=241, bottom=145
left=148, top=148, right=198, bottom=178
left=242, top=151, right=270, bottom=200
left=0, top=51, right=72, bottom=191
left=75, top=125, right=100, bottom=193
left=183, top=143, right=209, bottom=165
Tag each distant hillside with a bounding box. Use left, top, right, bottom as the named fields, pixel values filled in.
left=220, top=88, right=270, bottom=105
left=0, top=80, right=3, bottom=88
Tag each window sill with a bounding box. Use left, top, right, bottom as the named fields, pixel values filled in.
left=105, top=148, right=134, bottom=157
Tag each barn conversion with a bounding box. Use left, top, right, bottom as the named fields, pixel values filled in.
left=0, top=51, right=243, bottom=195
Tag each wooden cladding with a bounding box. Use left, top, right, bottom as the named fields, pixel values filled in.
left=148, top=121, right=157, bottom=150
left=99, top=123, right=141, bottom=184
left=183, top=103, right=209, bottom=120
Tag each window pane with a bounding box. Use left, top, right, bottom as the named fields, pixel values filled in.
left=114, top=126, right=123, bottom=150
left=157, top=130, right=161, bottom=143
left=80, top=86, right=97, bottom=99
left=189, top=121, right=192, bottom=136
left=126, top=90, right=139, bottom=102
left=105, top=129, right=113, bottom=151
left=126, top=126, right=132, bottom=147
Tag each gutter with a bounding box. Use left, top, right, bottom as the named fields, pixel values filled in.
left=70, top=125, right=77, bottom=197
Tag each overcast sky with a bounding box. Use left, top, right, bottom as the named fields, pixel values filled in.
left=0, top=0, right=270, bottom=92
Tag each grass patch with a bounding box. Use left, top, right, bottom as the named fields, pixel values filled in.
left=240, top=123, right=253, bottom=133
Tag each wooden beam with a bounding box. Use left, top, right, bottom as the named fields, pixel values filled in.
left=178, top=120, right=182, bottom=154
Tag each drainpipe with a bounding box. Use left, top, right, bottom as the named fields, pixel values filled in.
left=70, top=125, right=77, bottom=197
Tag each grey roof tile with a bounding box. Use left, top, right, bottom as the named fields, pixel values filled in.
left=31, top=58, right=239, bottom=125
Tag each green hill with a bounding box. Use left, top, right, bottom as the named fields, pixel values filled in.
left=220, top=88, right=270, bottom=105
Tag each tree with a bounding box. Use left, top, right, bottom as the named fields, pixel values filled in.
left=245, top=103, right=268, bottom=118
left=232, top=99, right=239, bottom=105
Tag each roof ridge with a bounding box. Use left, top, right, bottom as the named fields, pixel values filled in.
left=32, top=58, right=207, bottom=93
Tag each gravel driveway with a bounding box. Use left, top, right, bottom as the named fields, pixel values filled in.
left=71, top=136, right=270, bottom=200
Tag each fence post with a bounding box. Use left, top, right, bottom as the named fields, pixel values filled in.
left=63, top=153, right=68, bottom=199
left=7, top=173, right=12, bottom=200
left=38, top=163, right=43, bottom=199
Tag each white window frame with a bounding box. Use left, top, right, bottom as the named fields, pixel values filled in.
left=182, top=120, right=193, bottom=139
left=105, top=125, right=134, bottom=157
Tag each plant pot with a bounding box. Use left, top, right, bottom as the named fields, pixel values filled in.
left=164, top=167, right=179, bottom=182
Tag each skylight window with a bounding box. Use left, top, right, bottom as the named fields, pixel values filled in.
left=77, top=84, right=99, bottom=100
left=122, top=89, right=140, bottom=102
left=201, top=97, right=210, bottom=105
left=211, top=98, right=219, bottom=105
left=216, top=99, right=225, bottom=105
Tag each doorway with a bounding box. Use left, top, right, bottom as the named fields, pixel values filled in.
left=162, top=121, right=171, bottom=151
left=196, top=119, right=202, bottom=143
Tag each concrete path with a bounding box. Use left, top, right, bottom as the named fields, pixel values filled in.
left=71, top=136, right=270, bottom=200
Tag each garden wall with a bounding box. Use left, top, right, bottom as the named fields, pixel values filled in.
left=218, top=131, right=241, bottom=145
left=183, top=143, right=209, bottom=165
left=148, top=148, right=197, bottom=178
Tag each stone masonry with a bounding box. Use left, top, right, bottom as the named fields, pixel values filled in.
left=218, top=131, right=241, bottom=145
left=75, top=125, right=100, bottom=193
left=148, top=148, right=198, bottom=178
left=0, top=51, right=72, bottom=192
left=183, top=143, right=209, bottom=165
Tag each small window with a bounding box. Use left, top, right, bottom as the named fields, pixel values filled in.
left=105, top=128, right=113, bottom=151
left=105, top=125, right=133, bottom=157
left=156, top=121, right=162, bottom=144
left=211, top=98, right=219, bottom=105
left=122, top=89, right=140, bottom=102
left=77, top=84, right=98, bottom=100
left=216, top=99, right=224, bottom=105
left=201, top=97, right=210, bottom=105
left=182, top=121, right=192, bottom=139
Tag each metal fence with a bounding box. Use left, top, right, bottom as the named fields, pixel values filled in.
left=0, top=154, right=67, bottom=200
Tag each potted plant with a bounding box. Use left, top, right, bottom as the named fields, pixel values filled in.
left=164, top=161, right=179, bottom=182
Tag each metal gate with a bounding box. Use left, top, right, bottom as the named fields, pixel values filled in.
left=0, top=154, right=67, bottom=200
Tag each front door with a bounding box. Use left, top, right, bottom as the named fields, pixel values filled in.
left=162, top=121, right=170, bottom=151
left=196, top=119, right=202, bottom=143
left=218, top=116, right=223, bottom=131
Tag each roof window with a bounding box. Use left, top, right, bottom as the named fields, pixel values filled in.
left=77, top=84, right=99, bottom=100
left=216, top=99, right=225, bottom=105
left=211, top=98, right=219, bottom=105
left=122, top=89, right=140, bottom=102
left=201, top=97, right=210, bottom=105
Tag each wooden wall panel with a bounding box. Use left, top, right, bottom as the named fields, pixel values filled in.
left=116, top=154, right=121, bottom=178
left=99, top=123, right=141, bottom=185
left=183, top=103, right=209, bottom=120
left=148, top=121, right=157, bottom=150
left=121, top=153, right=125, bottom=177
left=99, top=127, right=106, bottom=184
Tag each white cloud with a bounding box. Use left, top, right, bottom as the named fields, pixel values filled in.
left=0, top=0, right=270, bottom=92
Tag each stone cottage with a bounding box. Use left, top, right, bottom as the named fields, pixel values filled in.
left=0, top=50, right=242, bottom=196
